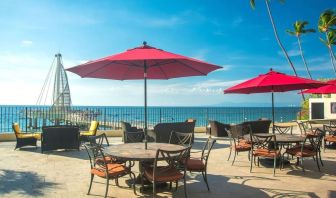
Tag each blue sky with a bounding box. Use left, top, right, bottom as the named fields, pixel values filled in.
left=0, top=0, right=335, bottom=106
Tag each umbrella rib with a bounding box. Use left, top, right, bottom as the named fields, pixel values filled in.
left=148, top=60, right=176, bottom=68
left=157, top=66, right=169, bottom=79
left=174, top=59, right=207, bottom=75
left=81, top=61, right=116, bottom=77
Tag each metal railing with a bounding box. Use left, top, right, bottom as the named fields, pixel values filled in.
left=0, top=105, right=301, bottom=133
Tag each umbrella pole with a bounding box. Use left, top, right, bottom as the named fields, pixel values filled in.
left=144, top=60, right=148, bottom=149
left=272, top=90, right=275, bottom=134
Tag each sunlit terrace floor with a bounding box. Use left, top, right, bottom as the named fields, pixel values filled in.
left=0, top=133, right=335, bottom=198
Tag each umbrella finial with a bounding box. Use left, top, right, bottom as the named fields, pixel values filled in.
left=143, top=41, right=147, bottom=46
left=270, top=68, right=273, bottom=72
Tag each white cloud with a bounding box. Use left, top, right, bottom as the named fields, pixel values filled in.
left=232, top=17, right=243, bottom=27
left=21, top=40, right=33, bottom=47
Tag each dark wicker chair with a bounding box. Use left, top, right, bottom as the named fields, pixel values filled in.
left=41, top=125, right=80, bottom=153
left=124, top=131, right=145, bottom=143
left=84, top=144, right=136, bottom=197
left=184, top=137, right=216, bottom=191
left=169, top=131, right=193, bottom=147
left=143, top=146, right=191, bottom=198
left=208, top=120, right=230, bottom=137
left=227, top=125, right=251, bottom=165
left=120, top=121, right=143, bottom=142
left=283, top=129, right=324, bottom=172
left=12, top=123, right=41, bottom=150
left=250, top=133, right=281, bottom=176
left=151, top=122, right=195, bottom=143
left=242, top=119, right=271, bottom=134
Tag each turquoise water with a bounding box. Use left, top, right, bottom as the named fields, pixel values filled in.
left=0, top=105, right=301, bottom=133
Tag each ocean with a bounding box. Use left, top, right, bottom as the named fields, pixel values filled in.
left=0, top=105, right=301, bottom=133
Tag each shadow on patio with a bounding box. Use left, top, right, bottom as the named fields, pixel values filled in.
left=0, top=169, right=58, bottom=196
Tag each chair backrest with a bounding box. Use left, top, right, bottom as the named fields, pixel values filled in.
left=124, top=131, right=144, bottom=143
left=83, top=144, right=108, bottom=171
left=302, top=128, right=325, bottom=152
left=208, top=120, right=230, bottom=137
left=153, top=146, right=191, bottom=174
left=121, top=121, right=132, bottom=132
left=201, top=137, right=216, bottom=168
left=88, top=121, right=99, bottom=135
left=169, top=131, right=193, bottom=147
left=273, top=125, right=293, bottom=135
left=296, top=121, right=313, bottom=135
left=250, top=132, right=276, bottom=150
left=329, top=120, right=336, bottom=127
left=12, top=123, right=21, bottom=135
left=323, top=125, right=336, bottom=136
left=87, top=133, right=109, bottom=147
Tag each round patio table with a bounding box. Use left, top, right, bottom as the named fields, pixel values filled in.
left=104, top=142, right=185, bottom=192
left=104, top=142, right=185, bottom=161
left=243, top=133, right=305, bottom=144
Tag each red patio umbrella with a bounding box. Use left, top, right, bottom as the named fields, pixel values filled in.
left=67, top=41, right=222, bottom=149
left=224, top=69, right=326, bottom=133
left=301, top=80, right=336, bottom=94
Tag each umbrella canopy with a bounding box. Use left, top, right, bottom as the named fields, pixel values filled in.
left=67, top=41, right=222, bottom=149
left=224, top=69, right=326, bottom=133
left=301, top=80, right=336, bottom=94
left=67, top=42, right=221, bottom=80
left=224, top=69, right=326, bottom=94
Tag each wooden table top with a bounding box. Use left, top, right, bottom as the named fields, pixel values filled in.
left=244, top=133, right=305, bottom=143
left=104, top=143, right=185, bottom=161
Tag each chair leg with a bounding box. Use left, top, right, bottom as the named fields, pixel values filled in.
left=175, top=181, right=178, bottom=191
left=87, top=174, right=94, bottom=195
left=250, top=155, right=253, bottom=173
left=203, top=170, right=210, bottom=191
left=248, top=151, right=250, bottom=161
left=129, top=172, right=137, bottom=195
left=231, top=151, right=237, bottom=166
left=183, top=175, right=188, bottom=198
left=105, top=178, right=109, bottom=198
left=316, top=155, right=321, bottom=172
left=115, top=178, right=119, bottom=186
left=273, top=156, right=276, bottom=176
left=301, top=157, right=305, bottom=172
left=153, top=180, right=156, bottom=198
left=227, top=147, right=232, bottom=161
left=319, top=151, right=324, bottom=167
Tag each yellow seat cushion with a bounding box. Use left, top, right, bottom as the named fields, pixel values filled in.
left=80, top=131, right=94, bottom=136
left=17, top=133, right=41, bottom=140
left=81, top=121, right=99, bottom=136
left=13, top=123, right=41, bottom=140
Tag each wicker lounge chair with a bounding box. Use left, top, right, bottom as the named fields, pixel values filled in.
left=151, top=122, right=195, bottom=143
left=80, top=121, right=99, bottom=143
left=120, top=121, right=143, bottom=142
left=208, top=120, right=230, bottom=137
left=12, top=123, right=41, bottom=150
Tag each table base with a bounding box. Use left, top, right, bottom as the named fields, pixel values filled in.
left=125, top=177, right=168, bottom=193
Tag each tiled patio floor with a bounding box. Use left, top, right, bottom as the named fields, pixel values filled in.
left=0, top=133, right=335, bottom=198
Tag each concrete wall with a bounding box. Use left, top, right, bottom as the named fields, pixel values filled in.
left=309, top=94, right=336, bottom=119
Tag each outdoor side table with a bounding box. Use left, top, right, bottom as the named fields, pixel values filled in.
left=104, top=142, right=185, bottom=192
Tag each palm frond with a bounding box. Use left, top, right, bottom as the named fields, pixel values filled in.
left=319, top=37, right=329, bottom=47
left=286, top=29, right=296, bottom=36
left=250, top=0, right=255, bottom=9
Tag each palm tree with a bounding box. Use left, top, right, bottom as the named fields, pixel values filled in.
left=250, top=0, right=298, bottom=76
left=318, top=10, right=336, bottom=75
left=286, top=21, right=315, bottom=79
left=320, top=30, right=336, bottom=75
